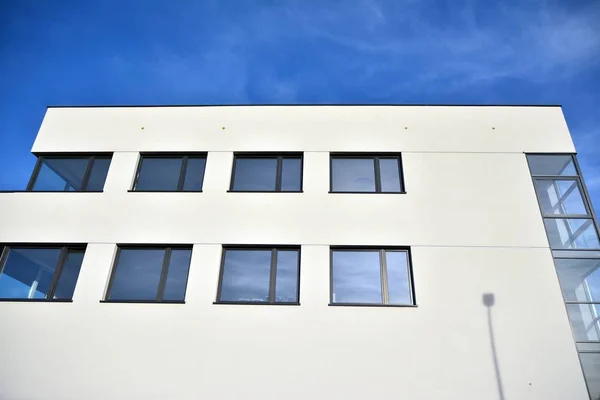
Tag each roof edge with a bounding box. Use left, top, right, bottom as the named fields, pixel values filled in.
left=46, top=103, right=563, bottom=109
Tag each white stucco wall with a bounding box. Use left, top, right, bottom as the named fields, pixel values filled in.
left=0, top=106, right=588, bottom=400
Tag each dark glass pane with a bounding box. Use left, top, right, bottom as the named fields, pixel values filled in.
left=556, top=259, right=600, bottom=303
left=135, top=158, right=182, bottom=191
left=163, top=249, right=192, bottom=301
left=331, top=158, right=376, bottom=192
left=535, top=179, right=588, bottom=216
left=108, top=249, right=165, bottom=300
left=220, top=249, right=271, bottom=302
left=232, top=158, right=277, bottom=191
left=183, top=157, right=206, bottom=191
left=385, top=251, right=412, bottom=304
left=379, top=158, right=402, bottom=192
left=32, top=158, right=89, bottom=191
left=544, top=218, right=600, bottom=249
left=281, top=158, right=302, bottom=191
left=528, top=155, right=577, bottom=176
left=0, top=248, right=61, bottom=299
left=85, top=158, right=111, bottom=191
left=580, top=353, right=600, bottom=400
left=53, top=251, right=85, bottom=300
left=332, top=250, right=382, bottom=304
left=566, top=304, right=600, bottom=341
left=275, top=250, right=299, bottom=303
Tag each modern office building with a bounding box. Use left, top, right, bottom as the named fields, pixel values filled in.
left=0, top=105, right=599, bottom=400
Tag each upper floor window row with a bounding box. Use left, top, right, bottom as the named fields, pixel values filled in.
left=23, top=152, right=406, bottom=194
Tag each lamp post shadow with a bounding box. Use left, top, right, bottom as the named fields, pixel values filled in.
left=483, top=293, right=506, bottom=400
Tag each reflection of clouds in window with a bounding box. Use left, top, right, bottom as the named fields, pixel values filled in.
left=386, top=251, right=411, bottom=304
left=109, top=249, right=165, bottom=300
left=332, top=251, right=381, bottom=303
left=379, top=158, right=401, bottom=192
left=275, top=251, right=299, bottom=302
left=221, top=250, right=271, bottom=302
left=163, top=249, right=192, bottom=301
left=332, top=158, right=375, bottom=192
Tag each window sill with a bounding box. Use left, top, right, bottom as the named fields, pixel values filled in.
left=127, top=190, right=203, bottom=193
left=0, top=298, right=73, bottom=302
left=0, top=190, right=104, bottom=193
left=328, top=191, right=407, bottom=194
left=213, top=301, right=300, bottom=306
left=328, top=303, right=417, bottom=308
left=100, top=300, right=185, bottom=304
left=226, top=190, right=303, bottom=193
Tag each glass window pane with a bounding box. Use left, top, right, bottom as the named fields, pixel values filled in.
left=556, top=259, right=600, bottom=303
left=566, top=304, right=600, bottom=341
left=53, top=251, right=84, bottom=300
left=379, top=158, right=402, bottom=192
left=232, top=158, right=277, bottom=191
left=108, top=249, right=165, bottom=300
left=220, top=249, right=271, bottom=302
left=281, top=158, right=302, bottom=191
left=528, top=155, right=577, bottom=176
left=32, top=158, right=89, bottom=191
left=135, top=158, right=182, bottom=191
left=163, top=249, right=192, bottom=301
left=183, top=157, right=206, bottom=191
left=86, top=158, right=111, bottom=191
left=0, top=248, right=61, bottom=299
left=331, top=158, right=376, bottom=192
left=332, top=250, right=382, bottom=304
left=275, top=250, right=299, bottom=303
left=535, top=179, right=588, bottom=216
left=544, top=218, right=600, bottom=249
left=386, top=251, right=412, bottom=304
left=580, top=353, right=600, bottom=400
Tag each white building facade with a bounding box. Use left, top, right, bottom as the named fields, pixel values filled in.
left=0, top=105, right=599, bottom=399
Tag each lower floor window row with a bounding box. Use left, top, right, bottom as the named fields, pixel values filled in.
left=0, top=245, right=416, bottom=306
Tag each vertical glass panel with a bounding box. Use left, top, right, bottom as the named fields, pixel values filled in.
left=232, top=158, right=277, bottom=191
left=332, top=250, right=382, bottom=304
left=0, top=248, right=61, bottom=299
left=32, top=158, right=89, bottom=191
left=566, top=304, right=600, bottom=341
left=535, top=179, right=588, bottom=216
left=183, top=157, right=206, bottom=191
left=281, top=158, right=302, bottom=191
left=379, top=158, right=402, bottom=192
left=527, top=155, right=577, bottom=176
left=108, top=249, right=165, bottom=300
left=544, top=218, right=600, bottom=249
left=135, top=158, right=182, bottom=191
left=385, top=251, right=412, bottom=304
left=580, top=353, right=600, bottom=400
left=163, top=249, right=192, bottom=301
left=85, top=158, right=111, bottom=191
left=220, top=249, right=271, bottom=302
left=53, top=251, right=84, bottom=300
left=555, top=259, right=600, bottom=303
left=275, top=250, right=299, bottom=303
left=331, top=158, right=376, bottom=192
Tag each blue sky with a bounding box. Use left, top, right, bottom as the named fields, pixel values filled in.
left=1, top=0, right=599, bottom=207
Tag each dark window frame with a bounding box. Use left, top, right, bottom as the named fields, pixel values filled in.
left=329, top=246, right=416, bottom=307
left=131, top=152, right=207, bottom=192
left=215, top=244, right=301, bottom=305
left=329, top=152, right=405, bottom=194
left=228, top=152, right=304, bottom=193
left=103, top=244, right=193, bottom=304
left=0, top=243, right=87, bottom=302
left=26, top=153, right=112, bottom=192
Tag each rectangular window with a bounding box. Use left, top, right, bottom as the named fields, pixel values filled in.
left=216, top=246, right=300, bottom=304
left=133, top=154, right=206, bottom=191
left=330, top=247, right=414, bottom=306
left=230, top=154, right=302, bottom=192
left=27, top=155, right=111, bottom=192
left=330, top=154, right=404, bottom=193
left=105, top=246, right=192, bottom=302
left=0, top=245, right=85, bottom=300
